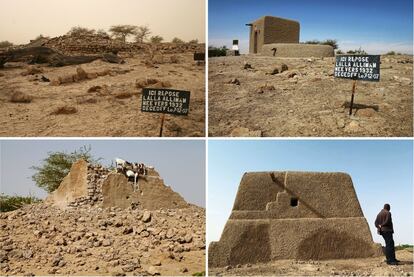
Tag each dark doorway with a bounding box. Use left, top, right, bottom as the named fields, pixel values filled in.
left=290, top=198, right=298, bottom=207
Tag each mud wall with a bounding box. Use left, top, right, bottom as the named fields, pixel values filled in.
left=47, top=159, right=189, bottom=210
left=208, top=171, right=381, bottom=267
left=261, top=43, right=334, bottom=57
left=249, top=16, right=300, bottom=54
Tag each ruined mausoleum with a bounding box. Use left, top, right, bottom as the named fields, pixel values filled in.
left=209, top=171, right=381, bottom=267
left=45, top=159, right=189, bottom=210
left=247, top=16, right=334, bottom=57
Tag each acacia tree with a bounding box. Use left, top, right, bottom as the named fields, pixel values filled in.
left=31, top=145, right=101, bottom=193
left=150, top=35, right=164, bottom=43
left=171, top=37, right=184, bottom=44
left=67, top=26, right=96, bottom=36
left=109, top=25, right=138, bottom=42
left=188, top=39, right=199, bottom=44
left=96, top=29, right=109, bottom=37
left=0, top=41, right=13, bottom=48
left=135, top=26, right=151, bottom=43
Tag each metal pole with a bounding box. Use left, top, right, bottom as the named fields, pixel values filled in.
left=349, top=80, right=357, bottom=116
left=159, top=113, right=165, bottom=137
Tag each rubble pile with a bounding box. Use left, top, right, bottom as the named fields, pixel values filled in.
left=41, top=34, right=204, bottom=55
left=67, top=164, right=110, bottom=208
left=0, top=203, right=205, bottom=276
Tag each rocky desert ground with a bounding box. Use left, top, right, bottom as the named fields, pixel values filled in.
left=0, top=35, right=205, bottom=137
left=208, top=54, right=413, bottom=137
left=209, top=249, right=413, bottom=276
left=0, top=203, right=205, bottom=276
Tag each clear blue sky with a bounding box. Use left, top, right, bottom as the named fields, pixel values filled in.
left=0, top=140, right=205, bottom=207
left=209, top=0, right=413, bottom=54
left=208, top=140, right=413, bottom=245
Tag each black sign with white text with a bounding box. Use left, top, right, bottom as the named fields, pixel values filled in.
left=334, top=55, right=380, bottom=82
left=141, top=88, right=190, bottom=116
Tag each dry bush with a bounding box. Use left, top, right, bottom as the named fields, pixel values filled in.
left=10, top=91, right=32, bottom=103
left=50, top=106, right=77, bottom=115
left=114, top=92, right=134, bottom=99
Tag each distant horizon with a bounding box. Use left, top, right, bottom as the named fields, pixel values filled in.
left=0, top=0, right=205, bottom=45
left=209, top=0, right=413, bottom=55
left=1, top=24, right=204, bottom=45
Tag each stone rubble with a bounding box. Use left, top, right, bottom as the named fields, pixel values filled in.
left=0, top=202, right=205, bottom=276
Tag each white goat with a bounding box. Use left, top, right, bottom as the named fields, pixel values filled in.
left=125, top=169, right=139, bottom=192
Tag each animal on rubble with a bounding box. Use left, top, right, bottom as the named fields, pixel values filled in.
left=125, top=169, right=139, bottom=192
left=114, top=158, right=151, bottom=192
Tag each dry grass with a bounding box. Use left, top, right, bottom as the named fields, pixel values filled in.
left=50, top=105, right=78, bottom=115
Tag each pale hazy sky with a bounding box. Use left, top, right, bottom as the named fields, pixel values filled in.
left=0, top=0, right=205, bottom=44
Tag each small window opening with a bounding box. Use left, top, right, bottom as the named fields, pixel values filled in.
left=290, top=198, right=298, bottom=207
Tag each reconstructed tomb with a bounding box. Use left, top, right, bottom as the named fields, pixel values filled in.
left=209, top=171, right=381, bottom=267
left=46, top=159, right=189, bottom=210
left=247, top=16, right=334, bottom=57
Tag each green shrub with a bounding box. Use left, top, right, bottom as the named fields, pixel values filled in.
left=208, top=46, right=228, bottom=57
left=347, top=47, right=367, bottom=55
left=192, top=271, right=205, bottom=276
left=303, top=39, right=338, bottom=49
left=0, top=194, right=41, bottom=212
left=31, top=145, right=101, bottom=193
left=385, top=51, right=401, bottom=55
left=171, top=37, right=184, bottom=44
left=395, top=244, right=413, bottom=252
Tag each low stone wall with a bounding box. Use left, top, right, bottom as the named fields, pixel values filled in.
left=42, top=34, right=204, bottom=55
left=261, top=43, right=334, bottom=58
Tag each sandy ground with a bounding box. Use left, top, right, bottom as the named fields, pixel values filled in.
left=0, top=54, right=205, bottom=137
left=209, top=249, right=413, bottom=276
left=208, top=55, right=413, bottom=137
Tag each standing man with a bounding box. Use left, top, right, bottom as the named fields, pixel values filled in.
left=375, top=203, right=399, bottom=265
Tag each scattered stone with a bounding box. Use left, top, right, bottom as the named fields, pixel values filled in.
left=76, top=67, right=88, bottom=80
left=121, top=264, right=135, bottom=272
left=356, top=108, right=377, bottom=118
left=280, top=63, right=288, bottom=72
left=21, top=66, right=43, bottom=76
left=50, top=106, right=77, bottom=115
left=243, top=62, right=253, bottom=69
left=147, top=266, right=161, bottom=276
left=122, top=227, right=133, bottom=235
left=10, top=91, right=32, bottom=103
left=256, top=84, right=275, bottom=94
left=230, top=127, right=262, bottom=137
left=152, top=260, right=162, bottom=266
left=228, top=78, right=240, bottom=85
left=142, top=211, right=152, bottom=223
left=268, top=68, right=279, bottom=75
left=114, top=92, right=134, bottom=99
